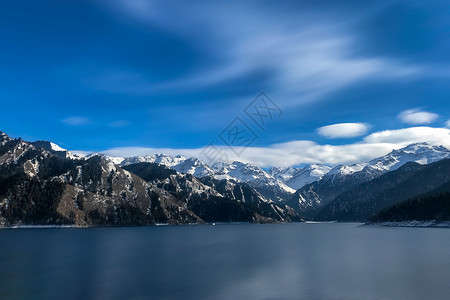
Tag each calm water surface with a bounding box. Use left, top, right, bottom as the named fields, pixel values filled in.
left=1, top=223, right=450, bottom=300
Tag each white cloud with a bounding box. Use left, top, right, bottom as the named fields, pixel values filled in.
left=317, top=123, right=368, bottom=139
left=445, top=120, right=450, bottom=128
left=62, top=116, right=90, bottom=126
left=398, top=109, right=438, bottom=125
left=100, top=126, right=450, bottom=168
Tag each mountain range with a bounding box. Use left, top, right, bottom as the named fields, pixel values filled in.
left=113, top=154, right=296, bottom=203
left=0, top=131, right=301, bottom=226
left=1, top=129, right=450, bottom=226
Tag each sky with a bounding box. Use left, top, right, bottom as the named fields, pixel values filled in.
left=0, top=0, right=449, bottom=167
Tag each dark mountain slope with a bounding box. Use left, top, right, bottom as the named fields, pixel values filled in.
left=369, top=181, right=450, bottom=223
left=315, top=159, right=450, bottom=222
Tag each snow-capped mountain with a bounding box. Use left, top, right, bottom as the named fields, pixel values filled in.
left=288, top=142, right=450, bottom=217
left=211, top=161, right=295, bottom=202
left=268, top=166, right=299, bottom=182
left=0, top=132, right=202, bottom=226
left=109, top=153, right=296, bottom=202
left=0, top=131, right=11, bottom=145
left=0, top=129, right=302, bottom=226
left=315, top=158, right=450, bottom=222
left=123, top=162, right=301, bottom=223
left=368, top=142, right=450, bottom=172
left=120, top=153, right=186, bottom=168
left=31, top=141, right=81, bottom=160
left=119, top=154, right=216, bottom=178
left=323, top=142, right=450, bottom=185
left=269, top=164, right=331, bottom=190
left=101, top=142, right=449, bottom=209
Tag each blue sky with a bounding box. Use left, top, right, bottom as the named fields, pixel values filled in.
left=1, top=0, right=449, bottom=166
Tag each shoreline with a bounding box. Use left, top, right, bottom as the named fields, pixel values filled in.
left=367, top=220, right=450, bottom=228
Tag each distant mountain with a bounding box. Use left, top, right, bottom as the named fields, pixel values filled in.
left=369, top=181, right=450, bottom=225
left=124, top=163, right=301, bottom=223
left=269, top=164, right=331, bottom=190
left=287, top=143, right=450, bottom=218
left=315, top=159, right=450, bottom=222
left=117, top=154, right=295, bottom=203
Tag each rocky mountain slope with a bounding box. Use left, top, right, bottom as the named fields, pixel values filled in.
left=210, top=161, right=295, bottom=202
left=116, top=154, right=294, bottom=203
left=124, top=162, right=301, bottom=223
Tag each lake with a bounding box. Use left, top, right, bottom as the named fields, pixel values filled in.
left=1, top=223, right=450, bottom=300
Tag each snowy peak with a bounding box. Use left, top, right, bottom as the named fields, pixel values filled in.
left=323, top=143, right=450, bottom=182
left=268, top=166, right=299, bottom=182
left=0, top=131, right=12, bottom=145
left=368, top=142, right=450, bottom=172
left=286, top=164, right=331, bottom=190
left=171, top=157, right=215, bottom=178
left=269, top=164, right=331, bottom=190
left=32, top=141, right=67, bottom=152
left=398, top=142, right=446, bottom=153
left=31, top=141, right=81, bottom=160
left=120, top=154, right=215, bottom=178
left=212, top=161, right=295, bottom=198
left=326, top=163, right=365, bottom=177
left=213, top=161, right=276, bottom=185
left=214, top=161, right=272, bottom=181
left=151, top=154, right=187, bottom=167
left=120, top=153, right=186, bottom=167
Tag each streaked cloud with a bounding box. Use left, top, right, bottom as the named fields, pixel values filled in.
left=398, top=109, right=439, bottom=125
left=445, top=120, right=450, bottom=128
left=62, top=116, right=90, bottom=126
left=317, top=123, right=369, bottom=139
left=96, top=0, right=422, bottom=107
